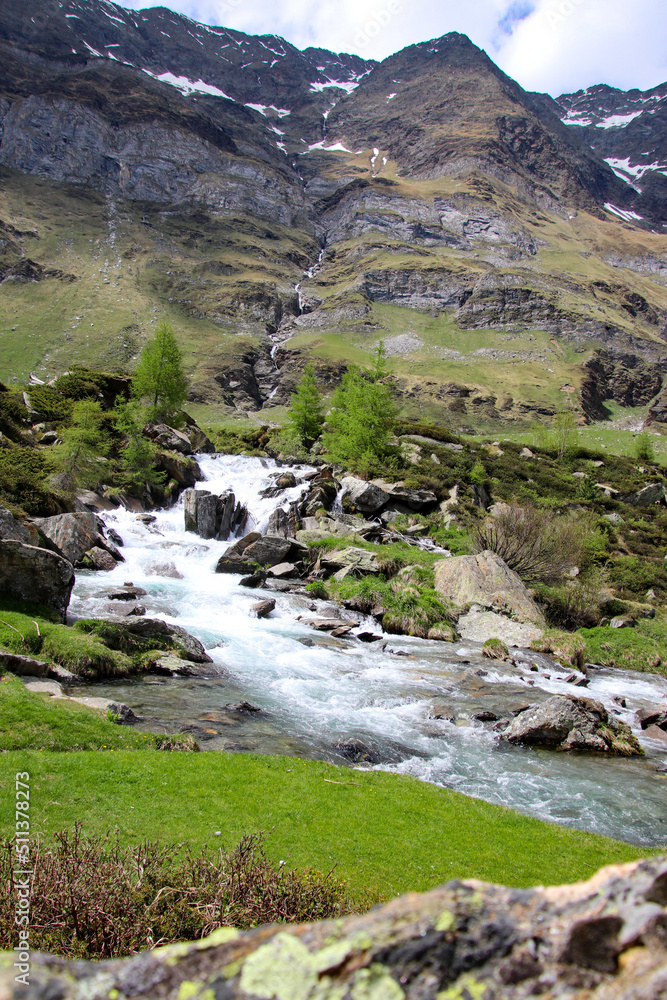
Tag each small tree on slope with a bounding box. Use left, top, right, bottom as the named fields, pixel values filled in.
left=132, top=322, right=188, bottom=422
left=286, top=364, right=324, bottom=449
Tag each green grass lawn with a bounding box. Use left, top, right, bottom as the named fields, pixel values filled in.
left=0, top=673, right=154, bottom=751
left=0, top=750, right=650, bottom=902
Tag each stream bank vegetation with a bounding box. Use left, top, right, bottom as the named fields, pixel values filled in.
left=0, top=826, right=351, bottom=959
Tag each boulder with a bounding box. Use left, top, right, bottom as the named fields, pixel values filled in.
left=434, top=550, right=544, bottom=625
left=0, top=651, right=75, bottom=683
left=183, top=490, right=247, bottom=541
left=321, top=546, right=380, bottom=577
left=146, top=423, right=193, bottom=454
left=225, top=532, right=262, bottom=557
left=266, top=502, right=300, bottom=538
left=502, top=695, right=644, bottom=755
left=80, top=546, right=118, bottom=572
left=427, top=623, right=457, bottom=642
left=623, top=483, right=666, bottom=507
left=102, top=618, right=212, bottom=663
left=340, top=476, right=389, bottom=513
left=0, top=540, right=74, bottom=620
left=458, top=608, right=544, bottom=646
left=483, top=637, right=510, bottom=660
left=637, top=707, right=667, bottom=731
left=252, top=599, right=276, bottom=619
left=155, top=451, right=203, bottom=487
left=268, top=562, right=296, bottom=578
left=242, top=535, right=293, bottom=567
left=33, top=512, right=103, bottom=565
left=379, top=484, right=438, bottom=510
left=0, top=505, right=34, bottom=544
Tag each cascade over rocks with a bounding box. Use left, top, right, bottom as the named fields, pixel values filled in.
left=0, top=540, right=74, bottom=621
left=8, top=856, right=667, bottom=1000
left=501, top=694, right=644, bottom=755
left=434, top=551, right=545, bottom=625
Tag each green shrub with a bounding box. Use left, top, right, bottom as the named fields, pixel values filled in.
left=533, top=571, right=607, bottom=630
left=305, top=580, right=329, bottom=600
left=0, top=449, right=69, bottom=516
left=607, top=556, right=667, bottom=599
left=0, top=827, right=351, bottom=960
left=635, top=432, right=656, bottom=463
left=24, top=385, right=72, bottom=423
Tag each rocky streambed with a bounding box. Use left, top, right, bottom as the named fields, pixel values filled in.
left=66, top=455, right=667, bottom=847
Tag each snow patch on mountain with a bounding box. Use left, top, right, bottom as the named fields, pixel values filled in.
left=142, top=70, right=233, bottom=100
left=604, top=203, right=644, bottom=222
left=596, top=111, right=644, bottom=129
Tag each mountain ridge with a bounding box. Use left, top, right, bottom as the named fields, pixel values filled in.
left=1, top=0, right=666, bottom=429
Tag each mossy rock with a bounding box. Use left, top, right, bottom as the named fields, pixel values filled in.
left=428, top=623, right=457, bottom=642
left=482, top=638, right=510, bottom=660
left=41, top=626, right=133, bottom=679
left=531, top=630, right=585, bottom=669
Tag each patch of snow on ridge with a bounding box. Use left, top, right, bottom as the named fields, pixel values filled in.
left=387, top=93, right=397, bottom=100
left=306, top=141, right=354, bottom=153
left=605, top=158, right=667, bottom=186
left=596, top=111, right=644, bottom=129
left=310, top=80, right=359, bottom=94
left=604, top=203, right=644, bottom=222
left=141, top=70, right=233, bottom=100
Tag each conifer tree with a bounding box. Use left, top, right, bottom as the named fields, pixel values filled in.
left=286, top=364, right=324, bottom=448
left=324, top=342, right=397, bottom=474
left=132, top=322, right=188, bottom=422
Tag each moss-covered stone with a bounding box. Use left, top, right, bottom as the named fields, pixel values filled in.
left=482, top=637, right=510, bottom=660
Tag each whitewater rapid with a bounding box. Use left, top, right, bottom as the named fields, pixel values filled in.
left=68, top=455, right=667, bottom=847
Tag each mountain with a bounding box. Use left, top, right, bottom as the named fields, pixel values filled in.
left=1, top=0, right=666, bottom=428
left=556, top=83, right=667, bottom=226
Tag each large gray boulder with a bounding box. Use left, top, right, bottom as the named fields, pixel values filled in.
left=242, top=535, right=293, bottom=567
left=0, top=540, right=74, bottom=620
left=502, top=695, right=643, bottom=755
left=340, top=476, right=390, bottom=514
left=33, top=512, right=123, bottom=568
left=434, top=550, right=544, bottom=625
left=101, top=618, right=213, bottom=664
left=5, top=856, right=667, bottom=1000
left=379, top=483, right=438, bottom=510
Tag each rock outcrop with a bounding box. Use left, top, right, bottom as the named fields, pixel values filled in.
left=4, top=856, right=667, bottom=999
left=34, top=512, right=123, bottom=568
left=0, top=540, right=74, bottom=620
left=433, top=551, right=545, bottom=625
left=183, top=489, right=247, bottom=540
left=501, top=695, right=644, bottom=755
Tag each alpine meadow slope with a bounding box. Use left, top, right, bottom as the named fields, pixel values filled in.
left=0, top=0, right=666, bottom=429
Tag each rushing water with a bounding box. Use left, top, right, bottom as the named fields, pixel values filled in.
left=69, top=455, right=667, bottom=847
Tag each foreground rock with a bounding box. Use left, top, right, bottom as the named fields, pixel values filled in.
left=215, top=534, right=306, bottom=573
left=5, top=856, right=667, bottom=999
left=320, top=546, right=380, bottom=579
left=501, top=695, right=644, bottom=755
left=0, top=540, right=74, bottom=620
left=434, top=550, right=545, bottom=625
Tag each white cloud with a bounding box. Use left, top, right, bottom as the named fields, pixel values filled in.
left=118, top=0, right=667, bottom=96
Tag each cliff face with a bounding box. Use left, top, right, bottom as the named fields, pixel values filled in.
left=0, top=0, right=666, bottom=423
left=2, top=856, right=666, bottom=999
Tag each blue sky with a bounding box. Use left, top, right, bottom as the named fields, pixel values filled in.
left=118, top=0, right=667, bottom=97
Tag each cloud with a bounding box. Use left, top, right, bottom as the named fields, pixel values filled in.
left=118, top=0, right=667, bottom=96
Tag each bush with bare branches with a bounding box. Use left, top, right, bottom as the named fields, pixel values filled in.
left=473, top=503, right=590, bottom=584
left=0, top=826, right=351, bottom=960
